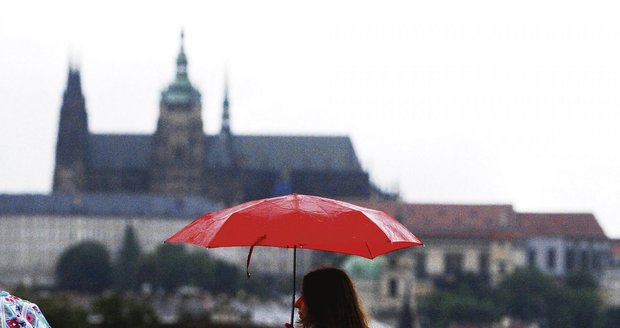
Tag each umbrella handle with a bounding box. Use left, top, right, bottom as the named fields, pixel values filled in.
left=246, top=245, right=255, bottom=278
left=246, top=235, right=267, bottom=278
left=291, top=247, right=297, bottom=326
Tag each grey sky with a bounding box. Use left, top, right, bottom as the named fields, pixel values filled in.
left=2, top=0, right=620, bottom=237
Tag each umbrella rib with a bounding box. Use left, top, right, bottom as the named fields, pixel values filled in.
left=365, top=242, right=374, bottom=259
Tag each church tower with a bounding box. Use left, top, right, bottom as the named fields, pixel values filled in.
left=53, top=65, right=90, bottom=193
left=150, top=32, right=205, bottom=195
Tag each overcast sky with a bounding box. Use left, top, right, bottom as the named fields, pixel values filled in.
left=2, top=0, right=620, bottom=238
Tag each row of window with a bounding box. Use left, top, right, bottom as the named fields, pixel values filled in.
left=413, top=252, right=499, bottom=278
left=527, top=248, right=606, bottom=272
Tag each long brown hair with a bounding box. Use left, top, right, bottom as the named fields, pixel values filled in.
left=301, top=267, right=369, bottom=328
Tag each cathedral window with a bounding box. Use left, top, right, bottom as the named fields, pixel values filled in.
left=546, top=248, right=556, bottom=270
left=389, top=278, right=399, bottom=298
left=174, top=146, right=186, bottom=162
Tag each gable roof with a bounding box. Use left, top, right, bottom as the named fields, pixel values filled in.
left=346, top=200, right=519, bottom=240
left=88, top=133, right=364, bottom=173
left=207, top=135, right=363, bottom=171
left=89, top=134, right=151, bottom=170
left=518, top=213, right=607, bottom=239
left=345, top=200, right=609, bottom=241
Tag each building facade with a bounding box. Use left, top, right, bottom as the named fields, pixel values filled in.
left=52, top=33, right=370, bottom=205
left=0, top=193, right=314, bottom=287
left=333, top=200, right=613, bottom=320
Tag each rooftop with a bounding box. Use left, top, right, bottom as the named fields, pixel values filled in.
left=0, top=193, right=220, bottom=218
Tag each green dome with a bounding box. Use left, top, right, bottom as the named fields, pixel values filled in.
left=341, top=256, right=385, bottom=281
left=161, top=32, right=201, bottom=107
left=161, top=78, right=201, bottom=106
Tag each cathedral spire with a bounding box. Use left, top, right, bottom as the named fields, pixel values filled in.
left=176, top=30, right=188, bottom=79
left=221, top=75, right=231, bottom=136
left=160, top=30, right=200, bottom=107
left=53, top=64, right=90, bottom=192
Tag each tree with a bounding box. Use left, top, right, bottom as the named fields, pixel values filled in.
left=601, top=307, right=620, bottom=328
left=547, top=271, right=602, bottom=328
left=420, top=291, right=499, bottom=328
left=56, top=240, right=112, bottom=292
left=93, top=292, right=158, bottom=328
left=138, top=244, right=189, bottom=291
left=212, top=258, right=242, bottom=293
left=32, top=293, right=89, bottom=327
left=546, top=288, right=601, bottom=328
left=8, top=288, right=89, bottom=328
left=495, top=268, right=604, bottom=328
left=114, top=224, right=143, bottom=290
left=565, top=271, right=598, bottom=290
left=494, top=268, right=555, bottom=323
left=137, top=243, right=281, bottom=297
left=139, top=244, right=222, bottom=292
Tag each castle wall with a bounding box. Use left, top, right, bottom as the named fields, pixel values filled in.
left=0, top=214, right=312, bottom=288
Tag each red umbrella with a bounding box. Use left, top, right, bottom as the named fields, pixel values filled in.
left=165, top=193, right=423, bottom=324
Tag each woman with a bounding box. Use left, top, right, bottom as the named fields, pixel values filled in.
left=285, top=267, right=369, bottom=328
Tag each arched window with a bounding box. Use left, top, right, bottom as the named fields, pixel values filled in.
left=174, top=146, right=186, bottom=163
left=547, top=248, right=556, bottom=270
left=389, top=278, right=399, bottom=298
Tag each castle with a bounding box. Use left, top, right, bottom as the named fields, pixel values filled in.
left=1, top=32, right=617, bottom=325
left=52, top=32, right=371, bottom=205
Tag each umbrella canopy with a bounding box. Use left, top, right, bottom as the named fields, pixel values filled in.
left=165, top=193, right=423, bottom=258
left=165, top=193, right=423, bottom=325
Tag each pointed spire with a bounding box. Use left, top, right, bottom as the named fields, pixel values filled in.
left=53, top=63, right=90, bottom=192
left=66, top=65, right=83, bottom=98
left=161, top=30, right=201, bottom=107
left=176, top=30, right=188, bottom=79
left=221, top=73, right=231, bottom=136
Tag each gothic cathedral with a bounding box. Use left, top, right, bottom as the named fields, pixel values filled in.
left=53, top=33, right=371, bottom=205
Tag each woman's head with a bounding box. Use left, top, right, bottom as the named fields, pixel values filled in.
left=296, top=267, right=369, bottom=328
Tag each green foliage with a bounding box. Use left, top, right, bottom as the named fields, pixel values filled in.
left=137, top=244, right=279, bottom=298
left=420, top=269, right=605, bottom=328
left=495, top=268, right=603, bottom=328
left=92, top=292, right=158, bottom=328
left=435, top=272, right=492, bottom=298
left=420, top=291, right=499, bottom=328
left=547, top=287, right=602, bottom=328
left=601, top=307, right=620, bottom=328
left=565, top=271, right=598, bottom=290
left=114, top=225, right=143, bottom=290
left=138, top=244, right=249, bottom=294
left=31, top=293, right=90, bottom=327
left=56, top=240, right=113, bottom=292
left=138, top=244, right=194, bottom=291
left=494, top=268, right=555, bottom=322
left=212, top=258, right=241, bottom=293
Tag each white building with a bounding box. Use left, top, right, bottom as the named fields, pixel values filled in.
left=0, top=193, right=312, bottom=287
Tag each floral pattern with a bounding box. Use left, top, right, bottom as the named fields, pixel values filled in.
left=1, top=291, right=51, bottom=328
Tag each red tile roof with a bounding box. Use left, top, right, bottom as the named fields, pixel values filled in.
left=347, top=199, right=520, bottom=240
left=344, top=199, right=608, bottom=241
left=518, top=213, right=607, bottom=239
